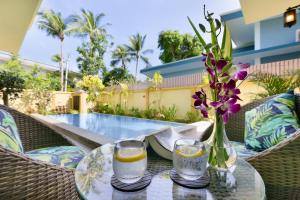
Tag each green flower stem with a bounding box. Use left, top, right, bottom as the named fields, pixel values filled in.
left=208, top=112, right=228, bottom=169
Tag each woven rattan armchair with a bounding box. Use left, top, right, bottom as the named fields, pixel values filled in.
left=225, top=94, right=300, bottom=200
left=0, top=104, right=80, bottom=200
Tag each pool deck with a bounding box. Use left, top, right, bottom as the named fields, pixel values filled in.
left=32, top=114, right=212, bottom=153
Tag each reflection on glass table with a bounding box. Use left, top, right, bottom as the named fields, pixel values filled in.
left=75, top=144, right=266, bottom=200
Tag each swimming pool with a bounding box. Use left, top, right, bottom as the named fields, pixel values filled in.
left=49, top=113, right=185, bottom=142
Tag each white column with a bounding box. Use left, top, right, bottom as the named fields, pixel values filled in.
left=254, top=22, right=261, bottom=64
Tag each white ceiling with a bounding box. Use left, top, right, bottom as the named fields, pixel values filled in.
left=240, top=0, right=300, bottom=24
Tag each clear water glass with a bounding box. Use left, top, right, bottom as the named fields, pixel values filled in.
left=173, top=139, right=208, bottom=180
left=113, top=140, right=147, bottom=183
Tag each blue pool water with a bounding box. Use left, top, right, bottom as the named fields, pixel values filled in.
left=49, top=113, right=184, bottom=141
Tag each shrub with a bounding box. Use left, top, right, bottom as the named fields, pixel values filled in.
left=69, top=109, right=79, bottom=114
left=143, top=108, right=159, bottom=119
left=97, top=103, right=114, bottom=114
left=114, top=104, right=126, bottom=115
left=159, top=105, right=177, bottom=121
left=77, top=75, right=105, bottom=102
left=185, top=111, right=203, bottom=123
left=128, top=107, right=143, bottom=118
left=0, top=70, right=25, bottom=106
left=253, top=72, right=300, bottom=97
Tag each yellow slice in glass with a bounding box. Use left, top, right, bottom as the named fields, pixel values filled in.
left=115, top=147, right=146, bottom=162
left=175, top=145, right=206, bottom=158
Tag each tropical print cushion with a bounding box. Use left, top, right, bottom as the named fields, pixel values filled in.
left=0, top=109, right=23, bottom=152
left=231, top=141, right=257, bottom=159
left=245, top=93, right=299, bottom=152
left=26, top=146, right=86, bottom=169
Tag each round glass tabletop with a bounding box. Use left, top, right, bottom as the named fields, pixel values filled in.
left=75, top=144, right=266, bottom=200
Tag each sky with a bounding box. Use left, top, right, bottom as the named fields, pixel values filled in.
left=19, top=0, right=241, bottom=79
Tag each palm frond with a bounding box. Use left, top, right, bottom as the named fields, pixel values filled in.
left=110, top=59, right=119, bottom=67
left=140, top=56, right=150, bottom=64
left=68, top=9, right=108, bottom=41
left=142, top=49, right=153, bottom=54
left=37, top=9, right=67, bottom=40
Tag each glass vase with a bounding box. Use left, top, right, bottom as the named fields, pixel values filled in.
left=205, top=112, right=237, bottom=172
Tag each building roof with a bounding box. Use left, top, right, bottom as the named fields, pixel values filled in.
left=0, top=0, right=42, bottom=54
left=140, top=56, right=205, bottom=78
left=0, top=51, right=59, bottom=72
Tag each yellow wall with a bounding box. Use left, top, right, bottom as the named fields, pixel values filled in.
left=1, top=81, right=266, bottom=117
left=127, top=91, right=147, bottom=110
left=51, top=92, right=73, bottom=110
left=103, top=80, right=265, bottom=119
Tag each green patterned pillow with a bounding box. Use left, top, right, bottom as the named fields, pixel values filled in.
left=26, top=146, right=86, bottom=169
left=0, top=109, right=23, bottom=152
left=245, top=93, right=299, bottom=152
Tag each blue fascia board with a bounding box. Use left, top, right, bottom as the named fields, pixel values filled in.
left=141, top=42, right=300, bottom=76
left=233, top=45, right=255, bottom=53
left=220, top=10, right=243, bottom=21
left=162, top=68, right=206, bottom=78
left=234, top=42, right=300, bottom=57
left=140, top=56, right=203, bottom=73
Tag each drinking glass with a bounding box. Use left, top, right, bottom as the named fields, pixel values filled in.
left=113, top=140, right=147, bottom=183
left=173, top=139, right=208, bottom=180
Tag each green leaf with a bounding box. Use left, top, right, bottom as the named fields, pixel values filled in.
left=199, top=24, right=206, bottom=33
left=205, top=43, right=213, bottom=49
left=209, top=19, right=218, bottom=48
left=221, top=63, right=232, bottom=73
left=221, top=23, right=232, bottom=59
left=215, top=19, right=221, bottom=30
left=187, top=17, right=208, bottom=53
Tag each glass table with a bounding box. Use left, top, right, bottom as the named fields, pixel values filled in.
left=75, top=144, right=266, bottom=200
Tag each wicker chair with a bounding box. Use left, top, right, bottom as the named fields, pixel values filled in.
left=0, top=104, right=80, bottom=200
left=225, top=94, right=300, bottom=200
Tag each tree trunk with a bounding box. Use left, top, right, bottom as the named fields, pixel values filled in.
left=64, top=59, right=69, bottom=92
left=60, top=39, right=64, bottom=91
left=122, top=60, right=126, bottom=70
left=3, top=92, right=8, bottom=106
left=135, top=56, right=139, bottom=81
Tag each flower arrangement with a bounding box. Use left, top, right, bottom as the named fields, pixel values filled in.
left=188, top=6, right=249, bottom=170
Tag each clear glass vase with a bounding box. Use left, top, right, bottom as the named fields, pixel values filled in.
left=205, top=113, right=237, bottom=172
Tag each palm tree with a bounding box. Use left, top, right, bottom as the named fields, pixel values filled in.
left=68, top=9, right=109, bottom=75
left=38, top=10, right=69, bottom=91
left=111, top=45, right=131, bottom=69
left=51, top=54, right=70, bottom=92
left=68, top=9, right=109, bottom=42
left=125, top=33, right=153, bottom=80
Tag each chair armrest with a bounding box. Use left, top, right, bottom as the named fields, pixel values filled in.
left=0, top=147, right=80, bottom=199
left=0, top=105, right=71, bottom=151
left=246, top=130, right=300, bottom=199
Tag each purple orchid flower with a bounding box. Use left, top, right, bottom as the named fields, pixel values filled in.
left=238, top=63, right=250, bottom=69
left=234, top=70, right=248, bottom=80
left=210, top=98, right=241, bottom=123
left=196, top=50, right=249, bottom=124
left=196, top=104, right=209, bottom=118
left=216, top=59, right=228, bottom=72
left=233, top=63, right=250, bottom=80
left=193, top=89, right=208, bottom=107
left=206, top=67, right=215, bottom=79
left=223, top=79, right=241, bottom=100
left=193, top=89, right=209, bottom=118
